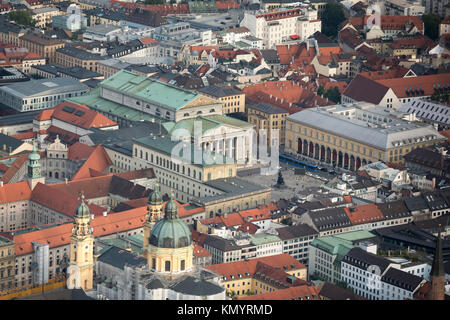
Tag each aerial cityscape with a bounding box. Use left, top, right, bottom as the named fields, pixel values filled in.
left=0, top=0, right=447, bottom=304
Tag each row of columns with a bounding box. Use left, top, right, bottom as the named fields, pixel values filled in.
left=201, top=136, right=248, bottom=163
left=297, top=139, right=370, bottom=171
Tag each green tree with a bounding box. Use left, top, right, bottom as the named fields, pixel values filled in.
left=277, top=170, right=284, bottom=186
left=321, top=3, right=346, bottom=38
left=324, top=86, right=341, bottom=103
left=8, top=10, right=35, bottom=27
left=317, top=84, right=325, bottom=96
left=422, top=13, right=441, bottom=40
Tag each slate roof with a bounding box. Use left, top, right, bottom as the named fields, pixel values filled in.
left=403, top=195, right=429, bottom=212
left=170, top=276, right=225, bottom=295
left=377, top=200, right=412, bottom=220
left=343, top=247, right=391, bottom=273
left=319, top=282, right=365, bottom=300
left=248, top=102, right=288, bottom=114
left=309, top=207, right=352, bottom=232
left=197, top=84, right=242, bottom=98
left=381, top=267, right=424, bottom=292
left=97, top=245, right=147, bottom=270
left=276, top=223, right=318, bottom=241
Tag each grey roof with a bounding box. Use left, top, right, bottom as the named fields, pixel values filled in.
left=33, top=64, right=102, bottom=79
left=287, top=104, right=445, bottom=150
left=276, top=223, right=318, bottom=240
left=0, top=77, right=89, bottom=99
left=377, top=200, right=411, bottom=220
left=146, top=278, right=164, bottom=290
left=248, top=102, right=288, bottom=114
left=85, top=24, right=121, bottom=35
left=403, top=195, right=429, bottom=212
left=201, top=177, right=270, bottom=202
left=86, top=121, right=165, bottom=145
left=197, top=84, right=242, bottom=98
left=381, top=267, right=423, bottom=291
left=343, top=247, right=391, bottom=273
left=319, top=282, right=365, bottom=300
left=97, top=58, right=131, bottom=70
left=170, top=276, right=225, bottom=296
left=0, top=133, right=26, bottom=150
left=203, top=235, right=241, bottom=252
left=309, top=207, right=352, bottom=231
left=0, top=110, right=41, bottom=126
left=56, top=47, right=105, bottom=61
left=97, top=246, right=147, bottom=270
left=260, top=49, right=280, bottom=63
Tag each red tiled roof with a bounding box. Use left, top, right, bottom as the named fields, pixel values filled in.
left=439, top=129, right=450, bottom=142
left=344, top=204, right=384, bottom=225
left=50, top=101, right=117, bottom=130
left=67, top=142, right=95, bottom=161
left=238, top=284, right=322, bottom=300
left=30, top=183, right=105, bottom=218
left=139, top=37, right=158, bottom=45
left=346, top=15, right=423, bottom=31
left=35, top=109, right=54, bottom=121
left=72, top=145, right=112, bottom=180
left=375, top=73, right=450, bottom=98
left=0, top=180, right=31, bottom=204
left=201, top=204, right=276, bottom=228
left=216, top=1, right=239, bottom=10
left=236, top=221, right=259, bottom=234
left=359, top=66, right=410, bottom=80
left=11, top=130, right=36, bottom=140
left=0, top=154, right=29, bottom=183
left=9, top=206, right=148, bottom=256
left=256, top=8, right=305, bottom=21
left=205, top=254, right=306, bottom=282
left=193, top=244, right=211, bottom=257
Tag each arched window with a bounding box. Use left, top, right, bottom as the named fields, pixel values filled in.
left=165, top=261, right=170, bottom=272
left=152, top=258, right=156, bottom=269
left=210, top=109, right=215, bottom=113
left=197, top=111, right=203, bottom=115
left=184, top=113, right=189, bottom=117
left=180, top=260, right=185, bottom=271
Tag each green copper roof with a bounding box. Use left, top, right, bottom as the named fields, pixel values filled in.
left=310, top=236, right=354, bottom=256
left=249, top=233, right=281, bottom=245
left=164, top=115, right=253, bottom=136
left=149, top=193, right=192, bottom=249
left=99, top=70, right=200, bottom=111
left=29, top=141, right=40, bottom=161
left=75, top=195, right=90, bottom=218
left=333, top=230, right=375, bottom=242
left=67, top=87, right=156, bottom=122
left=133, top=134, right=234, bottom=167
left=148, top=184, right=163, bottom=205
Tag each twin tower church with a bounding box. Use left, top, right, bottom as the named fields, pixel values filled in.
left=68, top=185, right=194, bottom=291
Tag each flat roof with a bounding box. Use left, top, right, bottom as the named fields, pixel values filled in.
left=0, top=77, right=89, bottom=99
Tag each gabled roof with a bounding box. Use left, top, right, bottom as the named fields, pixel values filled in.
left=343, top=74, right=390, bottom=104
left=72, top=145, right=112, bottom=180
left=0, top=180, right=31, bottom=204
left=45, top=101, right=117, bottom=130
left=238, top=284, right=321, bottom=300
left=344, top=204, right=384, bottom=225
left=205, top=253, right=305, bottom=282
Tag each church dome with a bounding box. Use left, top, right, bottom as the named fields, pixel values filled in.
left=148, top=184, right=162, bottom=205
left=149, top=195, right=191, bottom=249
left=75, top=195, right=90, bottom=218
left=29, top=142, right=40, bottom=161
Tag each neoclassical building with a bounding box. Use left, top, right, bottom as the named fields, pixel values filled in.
left=285, top=103, right=446, bottom=170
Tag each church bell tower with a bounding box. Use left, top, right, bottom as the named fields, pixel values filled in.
left=69, top=194, right=94, bottom=291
